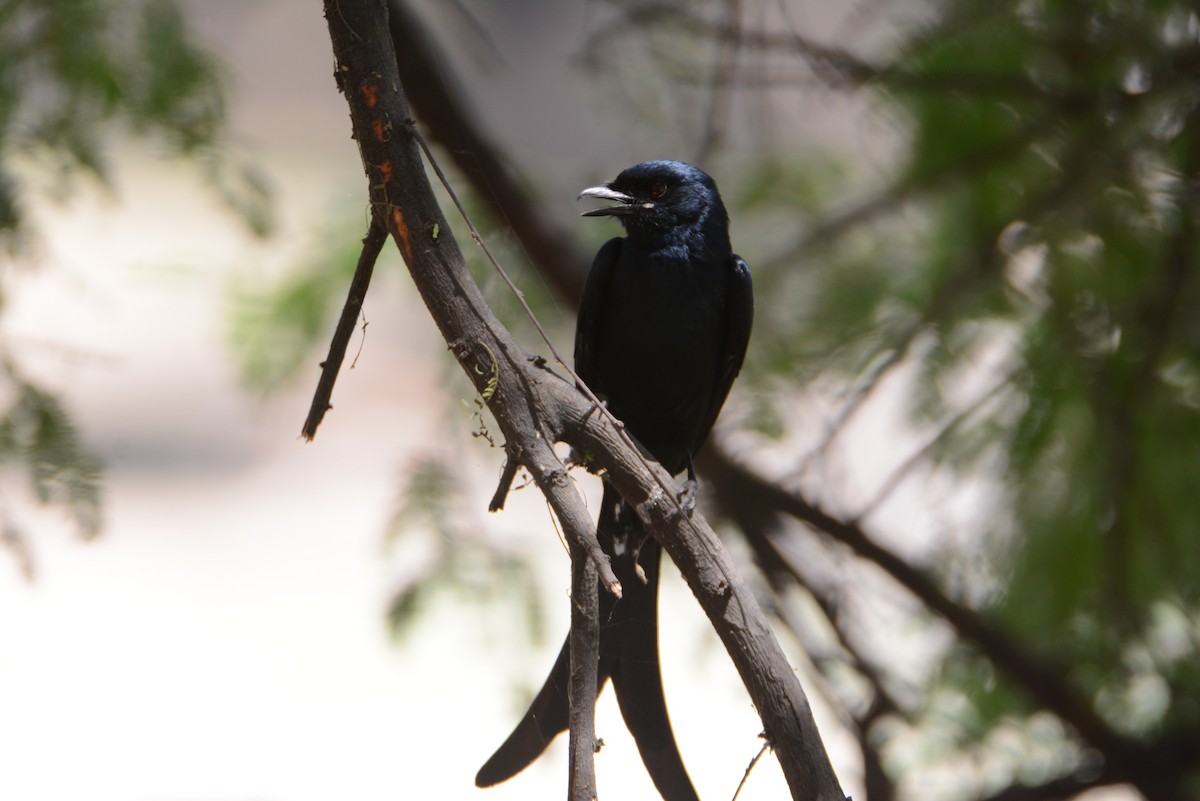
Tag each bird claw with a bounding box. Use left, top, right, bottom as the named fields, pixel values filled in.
left=676, top=479, right=698, bottom=516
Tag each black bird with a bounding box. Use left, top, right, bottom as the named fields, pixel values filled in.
left=476, top=161, right=753, bottom=801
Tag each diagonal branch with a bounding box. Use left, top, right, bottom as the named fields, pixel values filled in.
left=386, top=0, right=585, bottom=302
left=321, top=2, right=847, bottom=799
left=698, top=445, right=1138, bottom=768
left=302, top=216, right=387, bottom=439
left=321, top=0, right=617, bottom=595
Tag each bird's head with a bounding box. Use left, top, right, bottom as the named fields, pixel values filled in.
left=578, top=160, right=731, bottom=255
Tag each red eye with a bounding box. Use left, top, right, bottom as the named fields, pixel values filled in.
left=649, top=183, right=667, bottom=199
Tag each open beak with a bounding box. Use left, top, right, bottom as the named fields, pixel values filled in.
left=578, top=185, right=638, bottom=217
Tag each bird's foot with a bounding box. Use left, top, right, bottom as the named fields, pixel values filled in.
left=676, top=478, right=698, bottom=517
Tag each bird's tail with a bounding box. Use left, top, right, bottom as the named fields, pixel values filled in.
left=475, top=483, right=698, bottom=801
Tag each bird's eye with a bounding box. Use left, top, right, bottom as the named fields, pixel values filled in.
left=649, top=183, right=667, bottom=199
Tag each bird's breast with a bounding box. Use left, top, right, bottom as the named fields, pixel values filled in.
left=588, top=253, right=729, bottom=469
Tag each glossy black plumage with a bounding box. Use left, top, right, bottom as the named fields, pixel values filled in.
left=476, top=161, right=753, bottom=801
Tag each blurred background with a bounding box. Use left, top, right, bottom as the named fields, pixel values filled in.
left=1, top=1, right=1197, bottom=800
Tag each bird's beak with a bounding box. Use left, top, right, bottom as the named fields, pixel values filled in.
left=578, top=185, right=639, bottom=217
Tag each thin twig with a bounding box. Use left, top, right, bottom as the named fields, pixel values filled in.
left=568, top=539, right=600, bottom=801
left=302, top=217, right=387, bottom=440
left=855, top=366, right=1020, bottom=520
left=349, top=311, right=369, bottom=369
left=790, top=315, right=928, bottom=479
left=731, top=738, right=772, bottom=801
left=488, top=447, right=521, bottom=512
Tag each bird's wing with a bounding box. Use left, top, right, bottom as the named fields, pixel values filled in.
left=573, top=237, right=623, bottom=393
left=695, top=254, right=753, bottom=452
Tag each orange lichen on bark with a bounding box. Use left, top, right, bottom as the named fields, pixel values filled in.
left=371, top=118, right=386, bottom=142
left=390, top=207, right=413, bottom=262
left=359, top=81, right=379, bottom=108
left=378, top=159, right=393, bottom=185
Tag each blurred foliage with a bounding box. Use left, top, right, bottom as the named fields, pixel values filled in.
left=224, top=152, right=572, bottom=667
left=383, top=457, right=547, bottom=669
left=228, top=214, right=367, bottom=395
left=0, top=362, right=103, bottom=578
left=715, top=0, right=1200, bottom=797
left=0, top=0, right=271, bottom=574
left=904, top=0, right=1190, bottom=674
left=500, top=0, right=1200, bottom=797
left=0, top=0, right=273, bottom=252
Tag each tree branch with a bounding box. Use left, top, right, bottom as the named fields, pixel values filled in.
left=302, top=216, right=386, bottom=439
left=568, top=541, right=600, bottom=801
left=321, top=2, right=847, bottom=798
left=386, top=0, right=585, bottom=302
left=321, top=0, right=618, bottom=595
left=699, top=445, right=1138, bottom=766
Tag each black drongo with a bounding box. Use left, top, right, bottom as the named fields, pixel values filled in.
left=477, top=161, right=753, bottom=801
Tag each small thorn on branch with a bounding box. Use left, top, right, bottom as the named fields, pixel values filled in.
left=489, top=451, right=521, bottom=512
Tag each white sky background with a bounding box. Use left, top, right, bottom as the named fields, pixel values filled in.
left=0, top=2, right=827, bottom=800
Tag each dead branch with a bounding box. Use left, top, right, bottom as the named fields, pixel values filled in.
left=320, top=1, right=847, bottom=798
